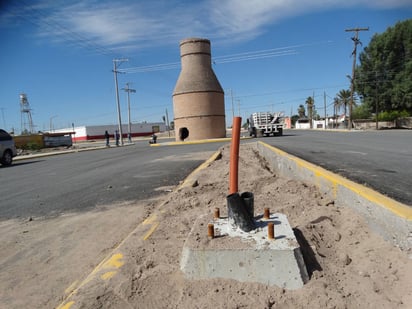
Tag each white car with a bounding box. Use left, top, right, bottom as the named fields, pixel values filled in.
left=0, top=129, right=17, bottom=166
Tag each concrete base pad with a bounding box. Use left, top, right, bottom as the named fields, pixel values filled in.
left=180, top=213, right=309, bottom=290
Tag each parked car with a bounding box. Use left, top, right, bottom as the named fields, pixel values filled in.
left=0, top=129, right=17, bottom=166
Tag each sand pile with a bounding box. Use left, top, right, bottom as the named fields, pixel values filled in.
left=80, top=143, right=411, bottom=308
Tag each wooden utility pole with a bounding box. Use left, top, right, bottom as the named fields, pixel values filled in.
left=375, top=71, right=379, bottom=130
left=113, top=58, right=128, bottom=145
left=230, top=89, right=235, bottom=120
left=122, top=82, right=136, bottom=143
left=324, top=91, right=327, bottom=129
left=165, top=108, right=170, bottom=137
left=345, top=27, right=369, bottom=130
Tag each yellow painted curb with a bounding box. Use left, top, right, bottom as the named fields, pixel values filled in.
left=259, top=141, right=412, bottom=220
left=179, top=150, right=222, bottom=189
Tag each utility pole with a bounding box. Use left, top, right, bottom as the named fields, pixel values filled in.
left=375, top=71, right=379, bottom=130
left=49, top=115, right=58, bottom=132
left=345, top=27, right=369, bottom=130
left=122, top=82, right=136, bottom=143
left=230, top=89, right=235, bottom=120
left=113, top=58, right=128, bottom=145
left=324, top=91, right=327, bottom=129
left=165, top=108, right=170, bottom=137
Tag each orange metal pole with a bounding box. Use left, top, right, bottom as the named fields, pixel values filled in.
left=229, top=117, right=241, bottom=194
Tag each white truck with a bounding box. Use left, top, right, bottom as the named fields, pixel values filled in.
left=247, top=112, right=284, bottom=137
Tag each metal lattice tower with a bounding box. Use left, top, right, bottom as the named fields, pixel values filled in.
left=20, top=93, right=34, bottom=134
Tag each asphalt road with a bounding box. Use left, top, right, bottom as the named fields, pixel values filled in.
left=2, top=129, right=411, bottom=220
left=261, top=129, right=412, bottom=206
left=0, top=140, right=228, bottom=220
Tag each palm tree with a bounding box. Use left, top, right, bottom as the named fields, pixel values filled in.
left=333, top=96, right=341, bottom=114
left=336, top=89, right=352, bottom=116
left=333, top=97, right=340, bottom=128
left=305, top=96, right=314, bottom=128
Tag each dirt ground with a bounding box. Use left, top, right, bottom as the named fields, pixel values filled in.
left=1, top=143, right=412, bottom=308
left=0, top=201, right=149, bottom=308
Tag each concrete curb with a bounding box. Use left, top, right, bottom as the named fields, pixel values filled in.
left=14, top=144, right=135, bottom=161
left=256, top=141, right=412, bottom=250
left=179, top=150, right=222, bottom=188
left=150, top=136, right=251, bottom=147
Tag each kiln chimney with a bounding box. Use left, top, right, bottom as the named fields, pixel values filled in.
left=173, top=38, right=226, bottom=141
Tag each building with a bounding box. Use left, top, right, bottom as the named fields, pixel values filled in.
left=54, top=122, right=166, bottom=142
left=295, top=118, right=311, bottom=129
left=295, top=116, right=345, bottom=129
left=173, top=38, right=226, bottom=141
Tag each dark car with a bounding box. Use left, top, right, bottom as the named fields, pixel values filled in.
left=0, top=129, right=17, bottom=166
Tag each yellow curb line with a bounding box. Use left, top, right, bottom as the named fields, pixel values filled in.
left=142, top=222, right=160, bottom=240
left=179, top=150, right=222, bottom=189
left=259, top=141, right=412, bottom=220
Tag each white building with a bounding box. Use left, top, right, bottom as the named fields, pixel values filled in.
left=54, top=122, right=166, bottom=142
left=295, top=116, right=346, bottom=130
left=295, top=118, right=311, bottom=129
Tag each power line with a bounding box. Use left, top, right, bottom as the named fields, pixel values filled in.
left=224, top=84, right=348, bottom=100
left=118, top=42, right=333, bottom=74
left=118, top=49, right=298, bottom=73
left=4, top=1, right=117, bottom=57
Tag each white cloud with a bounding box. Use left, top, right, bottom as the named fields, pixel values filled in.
left=35, top=1, right=210, bottom=52
left=5, top=0, right=411, bottom=53
left=208, top=0, right=412, bottom=41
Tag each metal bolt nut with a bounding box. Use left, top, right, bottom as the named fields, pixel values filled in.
left=264, top=208, right=270, bottom=219
left=208, top=223, right=215, bottom=239
left=213, top=208, right=220, bottom=219
left=268, top=222, right=275, bottom=240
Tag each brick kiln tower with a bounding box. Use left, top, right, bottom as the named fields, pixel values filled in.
left=173, top=38, right=226, bottom=141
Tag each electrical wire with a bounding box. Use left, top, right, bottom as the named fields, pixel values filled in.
left=3, top=1, right=118, bottom=57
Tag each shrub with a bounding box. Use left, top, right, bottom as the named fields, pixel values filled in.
left=377, top=110, right=410, bottom=121
left=352, top=104, right=372, bottom=120
left=25, top=142, right=42, bottom=151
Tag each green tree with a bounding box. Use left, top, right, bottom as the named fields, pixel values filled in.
left=355, top=19, right=412, bottom=114
left=352, top=104, right=372, bottom=120
left=291, top=114, right=300, bottom=127
left=297, top=104, right=306, bottom=118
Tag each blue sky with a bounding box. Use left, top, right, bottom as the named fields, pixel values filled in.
left=0, top=0, right=411, bottom=133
